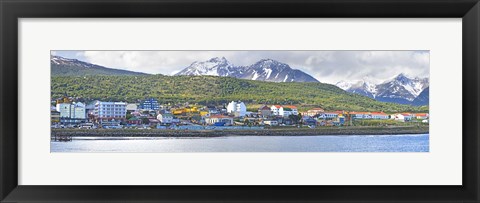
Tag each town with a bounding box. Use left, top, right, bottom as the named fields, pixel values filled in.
left=51, top=97, right=429, bottom=130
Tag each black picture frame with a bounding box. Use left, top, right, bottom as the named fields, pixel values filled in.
left=1, top=0, right=479, bottom=202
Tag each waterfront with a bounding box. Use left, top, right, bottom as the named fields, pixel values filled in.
left=51, top=134, right=429, bottom=152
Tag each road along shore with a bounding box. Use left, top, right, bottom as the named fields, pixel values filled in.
left=51, top=126, right=429, bottom=138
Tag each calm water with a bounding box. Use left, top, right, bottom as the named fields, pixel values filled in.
left=51, top=134, right=429, bottom=152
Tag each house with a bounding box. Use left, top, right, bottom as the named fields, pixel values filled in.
left=281, top=107, right=294, bottom=117
left=205, top=115, right=234, bottom=126
left=305, top=108, right=325, bottom=117
left=226, top=101, right=247, bottom=117
left=371, top=112, right=389, bottom=119
left=157, top=113, right=173, bottom=124
left=127, top=117, right=142, bottom=125
left=393, top=113, right=413, bottom=122
left=415, top=113, right=429, bottom=119
left=303, top=118, right=317, bottom=126
left=283, top=105, right=299, bottom=116
left=271, top=105, right=283, bottom=116
left=205, top=105, right=219, bottom=114
left=350, top=111, right=370, bottom=119
left=148, top=119, right=161, bottom=125
left=318, top=111, right=341, bottom=119
left=258, top=105, right=272, bottom=117
left=263, top=120, right=279, bottom=126
left=271, top=105, right=298, bottom=117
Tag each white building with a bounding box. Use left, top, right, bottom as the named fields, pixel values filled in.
left=126, top=103, right=138, bottom=112
left=318, top=112, right=340, bottom=119
left=56, top=102, right=86, bottom=119
left=157, top=113, right=173, bottom=124
left=226, top=101, right=247, bottom=117
left=280, top=105, right=298, bottom=117
left=94, top=101, right=127, bottom=120
left=263, top=120, right=279, bottom=126
left=270, top=105, right=282, bottom=116
left=371, top=112, right=389, bottom=119
left=205, top=115, right=234, bottom=125
left=393, top=113, right=413, bottom=122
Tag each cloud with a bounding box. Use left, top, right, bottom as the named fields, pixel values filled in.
left=54, top=50, right=429, bottom=84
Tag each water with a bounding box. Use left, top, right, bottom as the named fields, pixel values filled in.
left=51, top=134, right=429, bottom=152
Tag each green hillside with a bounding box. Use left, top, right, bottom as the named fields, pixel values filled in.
left=51, top=75, right=428, bottom=112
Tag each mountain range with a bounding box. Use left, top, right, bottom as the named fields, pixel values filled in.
left=336, top=74, right=429, bottom=106
left=51, top=55, right=428, bottom=106
left=51, top=55, right=147, bottom=76
left=175, top=57, right=319, bottom=82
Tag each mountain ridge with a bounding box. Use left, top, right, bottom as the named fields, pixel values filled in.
left=51, top=55, right=149, bottom=76
left=175, top=57, right=319, bottom=82
left=336, top=74, right=429, bottom=105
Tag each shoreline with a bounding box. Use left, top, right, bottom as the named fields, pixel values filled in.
left=51, top=126, right=429, bottom=138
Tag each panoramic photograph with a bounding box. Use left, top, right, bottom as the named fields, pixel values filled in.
left=50, top=50, right=429, bottom=152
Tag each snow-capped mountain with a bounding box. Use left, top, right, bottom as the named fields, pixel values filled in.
left=411, top=87, right=429, bottom=106
left=174, top=57, right=246, bottom=77
left=175, top=57, right=319, bottom=82
left=336, top=73, right=429, bottom=105
left=375, top=74, right=429, bottom=104
left=336, top=76, right=379, bottom=98
left=51, top=55, right=147, bottom=76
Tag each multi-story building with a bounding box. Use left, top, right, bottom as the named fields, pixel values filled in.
left=281, top=105, right=298, bottom=117
left=139, top=98, right=160, bottom=110
left=305, top=108, right=325, bottom=117
left=226, top=101, right=247, bottom=117
left=270, top=105, right=282, bottom=116
left=55, top=102, right=86, bottom=124
left=93, top=101, right=127, bottom=123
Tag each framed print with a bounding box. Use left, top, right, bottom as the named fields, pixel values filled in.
left=1, top=0, right=479, bottom=202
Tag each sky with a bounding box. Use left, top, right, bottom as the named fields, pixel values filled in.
left=51, top=50, right=429, bottom=84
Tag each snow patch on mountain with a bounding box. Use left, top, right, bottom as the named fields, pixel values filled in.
left=175, top=57, right=319, bottom=83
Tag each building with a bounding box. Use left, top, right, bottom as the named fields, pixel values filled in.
left=393, top=113, right=413, bottom=122
left=351, top=112, right=389, bottom=120
left=305, top=108, right=325, bottom=117
left=127, top=117, right=142, bottom=125
left=415, top=113, right=429, bottom=119
left=271, top=105, right=298, bottom=117
left=205, top=105, right=219, bottom=114
left=157, top=113, right=174, bottom=124
left=258, top=105, right=272, bottom=117
left=263, top=120, right=279, bottom=126
left=371, top=112, right=389, bottom=119
left=318, top=111, right=340, bottom=119
left=56, top=102, right=86, bottom=119
left=56, top=102, right=86, bottom=124
left=270, top=105, right=282, bottom=116
left=283, top=105, right=299, bottom=115
left=226, top=101, right=247, bottom=117
left=279, top=105, right=298, bottom=117
left=51, top=110, right=60, bottom=124
left=93, top=101, right=127, bottom=123
left=126, top=103, right=138, bottom=112
left=205, top=115, right=234, bottom=125
left=139, top=98, right=160, bottom=110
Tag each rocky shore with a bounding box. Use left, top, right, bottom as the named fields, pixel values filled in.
left=51, top=126, right=429, bottom=138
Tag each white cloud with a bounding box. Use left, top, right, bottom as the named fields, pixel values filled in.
left=56, top=50, right=429, bottom=84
